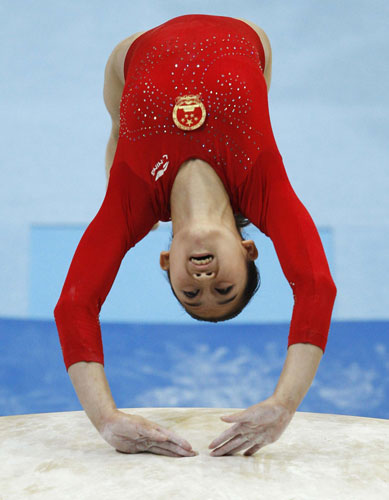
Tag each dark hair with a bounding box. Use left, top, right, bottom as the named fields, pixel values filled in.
left=165, top=213, right=260, bottom=322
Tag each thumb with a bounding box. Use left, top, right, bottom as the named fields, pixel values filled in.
left=220, top=411, right=246, bottom=423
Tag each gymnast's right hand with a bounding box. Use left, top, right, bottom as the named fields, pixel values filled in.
left=100, top=409, right=198, bottom=457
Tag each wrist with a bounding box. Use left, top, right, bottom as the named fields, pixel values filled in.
left=94, top=404, right=118, bottom=433
left=68, top=362, right=118, bottom=432
left=271, top=344, right=323, bottom=413
left=269, top=392, right=298, bottom=413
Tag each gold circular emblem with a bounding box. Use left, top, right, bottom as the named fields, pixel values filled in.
left=172, top=95, right=206, bottom=131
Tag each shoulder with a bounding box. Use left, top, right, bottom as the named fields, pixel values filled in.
left=104, top=31, right=145, bottom=85
left=235, top=19, right=272, bottom=61
left=235, top=18, right=272, bottom=91
left=103, top=32, right=145, bottom=123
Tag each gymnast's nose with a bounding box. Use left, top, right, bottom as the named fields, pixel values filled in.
left=192, top=271, right=215, bottom=280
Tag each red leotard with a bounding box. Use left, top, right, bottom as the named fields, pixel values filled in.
left=54, top=15, right=337, bottom=370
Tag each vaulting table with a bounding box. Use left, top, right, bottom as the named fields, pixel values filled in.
left=0, top=408, right=388, bottom=499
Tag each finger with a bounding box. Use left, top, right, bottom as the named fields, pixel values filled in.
left=243, top=444, right=262, bottom=456
left=148, top=446, right=197, bottom=458
left=157, top=428, right=193, bottom=451
left=115, top=441, right=197, bottom=457
left=135, top=431, right=195, bottom=456
left=115, top=448, right=132, bottom=454
left=243, top=442, right=265, bottom=456
left=133, top=436, right=197, bottom=457
left=221, top=412, right=247, bottom=423
left=209, top=424, right=240, bottom=449
left=114, top=429, right=195, bottom=457
left=148, top=429, right=169, bottom=442
left=148, top=446, right=182, bottom=457
left=152, top=441, right=197, bottom=457
left=221, top=441, right=252, bottom=456
left=210, top=436, right=248, bottom=456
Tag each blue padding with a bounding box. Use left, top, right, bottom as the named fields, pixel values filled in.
left=1, top=318, right=387, bottom=418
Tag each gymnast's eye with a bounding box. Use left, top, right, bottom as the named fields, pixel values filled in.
left=215, top=286, right=233, bottom=295
left=183, top=290, right=199, bottom=298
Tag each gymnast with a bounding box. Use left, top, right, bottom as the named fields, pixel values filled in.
left=54, top=14, right=337, bottom=458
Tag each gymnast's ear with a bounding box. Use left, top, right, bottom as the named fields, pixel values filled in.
left=241, top=240, right=259, bottom=261
left=160, top=251, right=170, bottom=270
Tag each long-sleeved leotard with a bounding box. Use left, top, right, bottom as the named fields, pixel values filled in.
left=54, top=14, right=336, bottom=370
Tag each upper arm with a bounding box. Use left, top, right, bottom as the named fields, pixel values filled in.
left=54, top=163, right=133, bottom=368
left=239, top=152, right=336, bottom=350
left=261, top=156, right=336, bottom=346
left=237, top=18, right=273, bottom=91
left=103, top=32, right=144, bottom=137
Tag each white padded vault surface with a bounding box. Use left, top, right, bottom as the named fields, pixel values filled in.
left=0, top=408, right=388, bottom=499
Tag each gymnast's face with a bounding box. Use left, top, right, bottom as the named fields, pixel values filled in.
left=160, top=224, right=258, bottom=317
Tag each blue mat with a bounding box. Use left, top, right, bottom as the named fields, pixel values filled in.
left=0, top=318, right=388, bottom=418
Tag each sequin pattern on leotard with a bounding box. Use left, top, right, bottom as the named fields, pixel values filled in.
left=119, top=29, right=268, bottom=174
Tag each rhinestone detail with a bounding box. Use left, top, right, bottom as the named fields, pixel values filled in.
left=119, top=32, right=265, bottom=172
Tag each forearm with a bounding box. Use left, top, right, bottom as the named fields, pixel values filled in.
left=68, top=361, right=117, bottom=432
left=272, top=343, right=323, bottom=412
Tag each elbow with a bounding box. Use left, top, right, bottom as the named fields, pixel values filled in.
left=54, top=295, right=72, bottom=323
left=54, top=291, right=91, bottom=323
left=296, top=272, right=337, bottom=303
left=315, top=273, right=337, bottom=305
left=324, top=274, right=337, bottom=301
left=54, top=285, right=100, bottom=325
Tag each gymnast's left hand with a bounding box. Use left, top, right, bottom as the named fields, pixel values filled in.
left=208, top=396, right=294, bottom=457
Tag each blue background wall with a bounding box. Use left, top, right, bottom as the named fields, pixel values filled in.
left=1, top=318, right=388, bottom=418
left=0, top=0, right=388, bottom=418
left=29, top=224, right=333, bottom=323
left=0, top=0, right=388, bottom=321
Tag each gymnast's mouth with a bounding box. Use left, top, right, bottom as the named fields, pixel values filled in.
left=189, top=254, right=214, bottom=265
